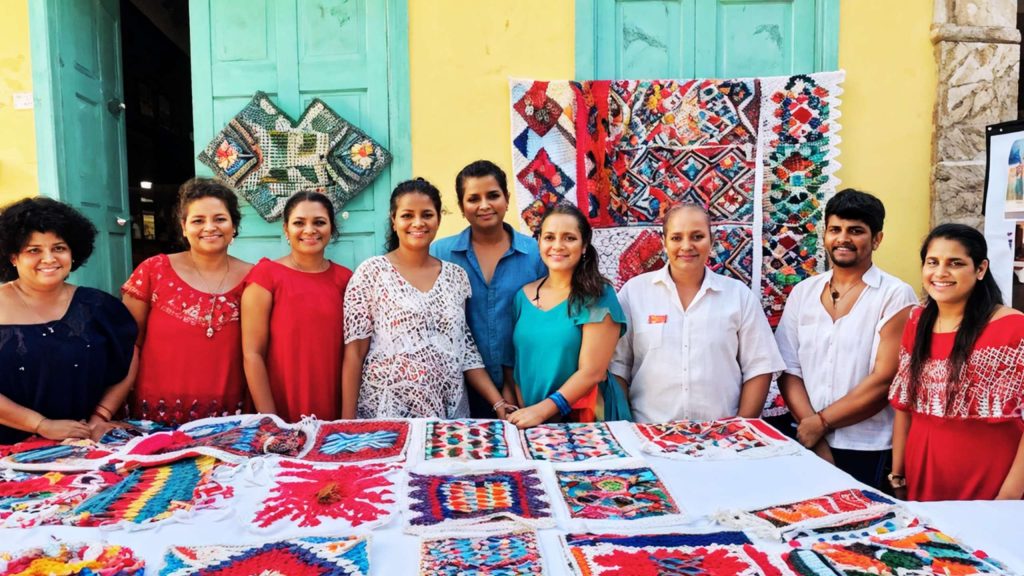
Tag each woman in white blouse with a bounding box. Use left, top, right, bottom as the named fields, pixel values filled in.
left=611, top=204, right=785, bottom=423
left=340, top=178, right=510, bottom=420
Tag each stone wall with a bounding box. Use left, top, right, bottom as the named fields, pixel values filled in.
left=932, top=0, right=1021, bottom=228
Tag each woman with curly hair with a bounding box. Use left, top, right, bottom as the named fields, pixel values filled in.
left=0, top=197, right=137, bottom=443
left=121, top=179, right=253, bottom=426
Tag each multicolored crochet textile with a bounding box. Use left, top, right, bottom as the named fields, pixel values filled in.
left=759, top=72, right=844, bottom=326
left=510, top=79, right=579, bottom=233
left=554, top=464, right=683, bottom=527
left=562, top=532, right=786, bottom=576
left=66, top=456, right=232, bottom=528
left=418, top=530, right=545, bottom=575
left=633, top=417, right=801, bottom=461
left=405, top=468, right=554, bottom=533
left=159, top=536, right=369, bottom=576
left=423, top=419, right=510, bottom=460
left=0, top=469, right=119, bottom=528
left=0, top=542, right=144, bottom=576
left=198, top=91, right=391, bottom=222
left=0, top=438, right=114, bottom=472
left=716, top=488, right=910, bottom=542
left=522, top=422, right=629, bottom=462
left=250, top=461, right=395, bottom=531
left=299, top=419, right=410, bottom=464
left=592, top=227, right=666, bottom=290
left=786, top=526, right=1011, bottom=576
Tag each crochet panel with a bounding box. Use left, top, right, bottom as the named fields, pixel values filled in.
left=633, top=417, right=801, bottom=461
left=1, top=542, right=144, bottom=575
left=418, top=530, right=545, bottom=575
left=423, top=419, right=511, bottom=461
left=521, top=422, right=629, bottom=462
left=299, top=419, right=410, bottom=464
left=0, top=438, right=115, bottom=472
left=159, top=535, right=370, bottom=576
left=0, top=469, right=120, bottom=528
left=554, top=462, right=684, bottom=528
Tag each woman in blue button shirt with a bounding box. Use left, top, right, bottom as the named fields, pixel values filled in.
left=432, top=160, right=546, bottom=417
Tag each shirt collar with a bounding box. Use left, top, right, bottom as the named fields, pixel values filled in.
left=824, top=264, right=882, bottom=288
left=451, top=223, right=532, bottom=255
left=651, top=265, right=724, bottom=292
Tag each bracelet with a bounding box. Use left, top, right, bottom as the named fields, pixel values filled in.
left=817, top=411, right=834, bottom=433
left=33, top=417, right=47, bottom=435
left=887, top=472, right=906, bottom=489
left=92, top=410, right=110, bottom=423
left=95, top=405, right=113, bottom=420
left=547, top=392, right=572, bottom=417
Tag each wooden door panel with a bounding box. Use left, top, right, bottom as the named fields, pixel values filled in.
left=695, top=0, right=815, bottom=77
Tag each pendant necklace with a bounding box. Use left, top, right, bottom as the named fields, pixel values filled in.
left=11, top=281, right=68, bottom=336
left=189, top=253, right=231, bottom=338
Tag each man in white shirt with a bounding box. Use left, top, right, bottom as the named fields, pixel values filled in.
left=775, top=189, right=917, bottom=489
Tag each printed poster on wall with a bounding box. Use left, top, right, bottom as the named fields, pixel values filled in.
left=983, top=120, right=1024, bottom=312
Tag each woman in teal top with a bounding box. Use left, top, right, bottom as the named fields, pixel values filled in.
left=505, top=204, right=629, bottom=428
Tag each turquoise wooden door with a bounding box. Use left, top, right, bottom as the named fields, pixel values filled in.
left=29, top=0, right=131, bottom=294
left=577, top=0, right=839, bottom=79
left=189, top=0, right=407, bottom=269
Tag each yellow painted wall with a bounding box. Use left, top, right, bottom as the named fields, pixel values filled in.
left=0, top=0, right=36, bottom=206
left=409, top=0, right=936, bottom=288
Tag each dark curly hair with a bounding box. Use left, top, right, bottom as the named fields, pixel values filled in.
left=0, top=197, right=98, bottom=282
left=177, top=178, right=242, bottom=239
left=385, top=178, right=443, bottom=252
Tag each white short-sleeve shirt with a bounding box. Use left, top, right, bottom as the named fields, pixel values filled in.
left=774, top=265, right=917, bottom=450
left=611, top=266, right=786, bottom=422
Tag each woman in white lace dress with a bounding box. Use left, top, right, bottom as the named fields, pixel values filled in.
left=340, top=179, right=511, bottom=419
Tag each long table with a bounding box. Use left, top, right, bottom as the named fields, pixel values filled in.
left=3, top=420, right=1022, bottom=574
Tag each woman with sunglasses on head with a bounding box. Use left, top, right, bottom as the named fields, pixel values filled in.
left=889, top=223, right=1024, bottom=501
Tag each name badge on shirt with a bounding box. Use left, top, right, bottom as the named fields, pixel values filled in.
left=648, top=314, right=668, bottom=324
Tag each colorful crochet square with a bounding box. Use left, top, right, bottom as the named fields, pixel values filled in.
left=510, top=79, right=579, bottom=233
left=0, top=542, right=144, bottom=576
left=786, top=526, right=1010, bottom=576
left=563, top=532, right=785, bottom=576
left=301, top=419, right=409, bottom=463
left=405, top=468, right=553, bottom=532
left=555, top=466, right=681, bottom=523
left=0, top=438, right=114, bottom=472
left=159, top=536, right=369, bottom=576
left=198, top=91, right=391, bottom=222
left=592, top=227, right=666, bottom=290
left=66, top=456, right=232, bottom=528
left=424, top=419, right=510, bottom=460
left=522, top=422, right=629, bottom=462
left=634, top=417, right=799, bottom=460
left=252, top=461, right=394, bottom=530
left=0, top=469, right=119, bottom=528
left=760, top=72, right=844, bottom=326
left=418, top=530, right=544, bottom=575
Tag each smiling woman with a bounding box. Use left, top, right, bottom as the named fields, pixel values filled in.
left=0, top=197, right=137, bottom=443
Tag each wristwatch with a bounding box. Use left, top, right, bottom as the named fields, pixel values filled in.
left=887, top=473, right=906, bottom=489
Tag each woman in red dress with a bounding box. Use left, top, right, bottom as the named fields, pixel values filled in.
left=242, top=192, right=352, bottom=422
left=890, top=223, right=1024, bottom=501
left=123, top=179, right=253, bottom=426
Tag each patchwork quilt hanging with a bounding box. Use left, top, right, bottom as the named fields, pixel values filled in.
left=715, top=488, right=915, bottom=542
left=197, top=91, right=391, bottom=222
left=553, top=459, right=685, bottom=529
left=0, top=469, right=120, bottom=528
left=785, top=526, right=1013, bottom=576
left=418, top=530, right=545, bottom=575
left=421, top=419, right=513, bottom=461
left=404, top=466, right=555, bottom=534
left=521, top=422, right=630, bottom=462
left=159, top=535, right=370, bottom=576
left=0, top=438, right=115, bottom=472
left=632, top=417, right=801, bottom=461
left=562, top=531, right=786, bottom=576
left=298, top=419, right=410, bottom=464
left=0, top=542, right=144, bottom=576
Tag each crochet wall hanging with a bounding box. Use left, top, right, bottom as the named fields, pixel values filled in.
left=785, top=526, right=1012, bottom=576
left=715, top=488, right=913, bottom=542
left=561, top=531, right=786, bottom=576
left=244, top=460, right=397, bottom=532
left=418, top=530, right=545, bottom=575
left=420, top=419, right=513, bottom=461
left=0, top=542, right=144, bottom=576
left=521, top=422, right=630, bottom=462
left=0, top=438, right=115, bottom=472
left=159, top=535, right=370, bottom=576
left=510, top=71, right=843, bottom=324
left=298, top=419, right=410, bottom=464
left=404, top=466, right=555, bottom=534
left=553, top=460, right=684, bottom=529
left=633, top=417, right=801, bottom=461
left=198, top=91, right=391, bottom=222
left=0, top=469, right=120, bottom=528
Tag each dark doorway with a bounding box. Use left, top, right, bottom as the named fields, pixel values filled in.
left=120, top=0, right=194, bottom=268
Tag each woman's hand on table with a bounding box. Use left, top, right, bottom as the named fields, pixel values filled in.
left=36, top=418, right=91, bottom=440
left=506, top=399, right=557, bottom=428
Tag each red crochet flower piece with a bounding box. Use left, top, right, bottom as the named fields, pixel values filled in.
left=253, top=461, right=394, bottom=529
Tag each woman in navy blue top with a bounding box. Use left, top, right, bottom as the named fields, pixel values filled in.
left=0, top=198, right=137, bottom=444
left=431, top=160, right=545, bottom=417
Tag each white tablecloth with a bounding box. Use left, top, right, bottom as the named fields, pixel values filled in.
left=3, top=421, right=1022, bottom=574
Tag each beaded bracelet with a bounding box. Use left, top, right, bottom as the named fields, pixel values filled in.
left=547, top=391, right=572, bottom=417
left=492, top=399, right=519, bottom=413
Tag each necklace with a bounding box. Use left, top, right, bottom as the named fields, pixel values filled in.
left=289, top=254, right=328, bottom=273
left=11, top=281, right=68, bottom=336
left=188, top=253, right=230, bottom=338
left=825, top=279, right=862, bottom=310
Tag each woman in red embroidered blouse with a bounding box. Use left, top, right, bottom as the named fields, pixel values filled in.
left=122, top=179, right=253, bottom=426
left=889, top=224, right=1024, bottom=501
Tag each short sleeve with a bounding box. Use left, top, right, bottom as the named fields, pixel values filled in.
left=246, top=258, right=278, bottom=293
left=121, top=255, right=158, bottom=302
left=609, top=282, right=634, bottom=381
left=573, top=284, right=627, bottom=337
left=774, top=281, right=805, bottom=379
left=888, top=307, right=922, bottom=411
left=343, top=259, right=377, bottom=343
left=91, top=289, right=139, bottom=386
left=878, top=279, right=919, bottom=332
left=736, top=286, right=787, bottom=380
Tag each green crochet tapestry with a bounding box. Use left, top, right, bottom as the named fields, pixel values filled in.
left=198, top=92, right=391, bottom=222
